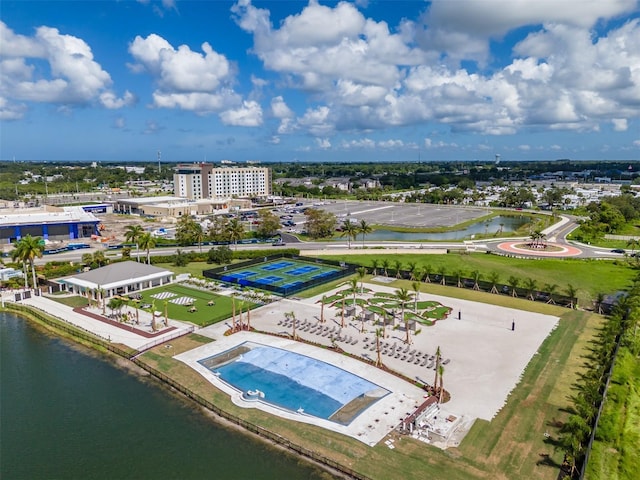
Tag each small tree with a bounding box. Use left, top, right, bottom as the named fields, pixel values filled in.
left=507, top=275, right=520, bottom=297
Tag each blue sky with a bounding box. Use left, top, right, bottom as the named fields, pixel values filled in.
left=1, top=0, right=639, bottom=163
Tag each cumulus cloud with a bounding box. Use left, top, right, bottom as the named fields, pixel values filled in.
left=0, top=21, right=133, bottom=119
left=220, top=100, right=263, bottom=126
left=231, top=1, right=640, bottom=140
left=128, top=33, right=258, bottom=118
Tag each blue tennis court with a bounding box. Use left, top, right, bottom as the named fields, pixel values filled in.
left=260, top=261, right=294, bottom=272
left=203, top=255, right=354, bottom=297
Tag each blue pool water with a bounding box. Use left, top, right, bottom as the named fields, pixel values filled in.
left=200, top=343, right=387, bottom=422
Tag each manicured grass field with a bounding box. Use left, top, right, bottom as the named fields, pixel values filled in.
left=317, top=252, right=636, bottom=305
left=139, top=284, right=256, bottom=327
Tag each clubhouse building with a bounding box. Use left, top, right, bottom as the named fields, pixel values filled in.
left=58, top=261, right=174, bottom=300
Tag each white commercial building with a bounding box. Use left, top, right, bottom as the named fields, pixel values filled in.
left=174, top=163, right=271, bottom=200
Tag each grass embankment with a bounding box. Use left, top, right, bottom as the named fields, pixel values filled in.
left=585, top=348, right=640, bottom=480
left=138, top=294, right=602, bottom=480
left=316, top=252, right=636, bottom=305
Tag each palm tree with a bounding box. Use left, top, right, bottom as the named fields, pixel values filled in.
left=452, top=269, right=464, bottom=288
left=433, top=346, right=441, bottom=391
left=544, top=283, right=558, bottom=304
left=92, top=250, right=108, bottom=268
left=341, top=219, right=357, bottom=249
left=438, top=365, right=445, bottom=403
left=524, top=278, right=537, bottom=301
left=12, top=235, right=44, bottom=290
left=407, top=261, right=417, bottom=281
left=124, top=224, right=145, bottom=262
left=356, top=266, right=367, bottom=293
left=381, top=259, right=390, bottom=277
left=471, top=270, right=482, bottom=291
left=287, top=311, right=297, bottom=340
left=626, top=238, right=639, bottom=255
left=395, top=288, right=412, bottom=344
left=423, top=263, right=432, bottom=283
left=226, top=218, right=245, bottom=250
left=594, top=292, right=606, bottom=314
left=340, top=297, right=346, bottom=328
left=393, top=259, right=403, bottom=279
left=565, top=284, right=578, bottom=309
left=488, top=271, right=500, bottom=294
left=370, top=258, right=380, bottom=276
left=412, top=281, right=420, bottom=311
left=375, top=327, right=383, bottom=367
left=507, top=275, right=520, bottom=297
left=348, top=277, right=359, bottom=306
left=192, top=222, right=205, bottom=253
left=358, top=219, right=372, bottom=248
left=438, top=266, right=447, bottom=285
left=320, top=295, right=326, bottom=323
left=138, top=232, right=157, bottom=264
left=163, top=299, right=169, bottom=327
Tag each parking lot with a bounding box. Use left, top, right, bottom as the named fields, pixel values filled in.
left=276, top=200, right=490, bottom=230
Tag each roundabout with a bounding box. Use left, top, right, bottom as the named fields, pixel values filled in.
left=497, top=241, right=583, bottom=257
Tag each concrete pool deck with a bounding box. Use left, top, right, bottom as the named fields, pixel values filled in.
left=195, top=281, right=559, bottom=424
left=175, top=331, right=427, bottom=446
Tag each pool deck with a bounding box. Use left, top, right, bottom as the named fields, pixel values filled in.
left=196, top=282, right=558, bottom=422
left=175, top=332, right=427, bottom=446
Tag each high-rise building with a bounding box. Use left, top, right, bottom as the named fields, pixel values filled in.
left=173, top=163, right=271, bottom=200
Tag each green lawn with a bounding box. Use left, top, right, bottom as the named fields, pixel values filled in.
left=138, top=284, right=256, bottom=327
left=316, top=252, right=636, bottom=305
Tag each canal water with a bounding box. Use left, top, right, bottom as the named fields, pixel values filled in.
left=0, top=313, right=328, bottom=480
left=340, top=215, right=530, bottom=241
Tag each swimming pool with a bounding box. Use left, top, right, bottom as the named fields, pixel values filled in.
left=198, top=342, right=389, bottom=424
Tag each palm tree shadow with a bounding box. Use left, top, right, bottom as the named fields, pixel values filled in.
left=536, top=452, right=562, bottom=469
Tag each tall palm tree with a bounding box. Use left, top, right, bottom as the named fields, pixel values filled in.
left=356, top=266, right=367, bottom=293
left=438, top=365, right=445, bottom=403
left=395, top=288, right=412, bottom=344
left=433, top=346, right=441, bottom=391
left=340, top=219, right=357, bottom=249
left=320, top=295, right=326, bottom=323
left=124, top=224, right=145, bottom=262
left=626, top=238, right=639, bottom=255
left=411, top=281, right=420, bottom=311
left=138, top=232, right=157, bottom=264
left=12, top=235, right=44, bottom=290
left=358, top=219, right=372, bottom=248
left=348, top=277, right=359, bottom=305
left=226, top=218, right=245, bottom=250
left=340, top=297, right=346, bottom=328
left=375, top=327, right=383, bottom=367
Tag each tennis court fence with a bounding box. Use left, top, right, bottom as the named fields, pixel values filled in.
left=203, top=254, right=357, bottom=297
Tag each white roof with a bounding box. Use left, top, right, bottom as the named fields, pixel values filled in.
left=0, top=207, right=98, bottom=227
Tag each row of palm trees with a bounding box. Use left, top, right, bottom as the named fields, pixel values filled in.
left=557, top=276, right=640, bottom=478
left=10, top=235, right=44, bottom=290
left=123, top=225, right=157, bottom=264
left=367, top=258, right=579, bottom=307
left=340, top=219, right=372, bottom=249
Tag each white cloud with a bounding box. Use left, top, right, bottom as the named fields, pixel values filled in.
left=270, top=96, right=293, bottom=118
left=518, top=144, right=531, bottom=151
left=220, top=100, right=263, bottom=126
left=128, top=33, right=261, bottom=116
left=0, top=21, right=131, bottom=118
left=633, top=139, right=640, bottom=147
left=612, top=118, right=628, bottom=131
left=315, top=138, right=331, bottom=149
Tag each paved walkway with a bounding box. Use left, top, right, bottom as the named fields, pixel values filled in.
left=4, top=292, right=192, bottom=350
